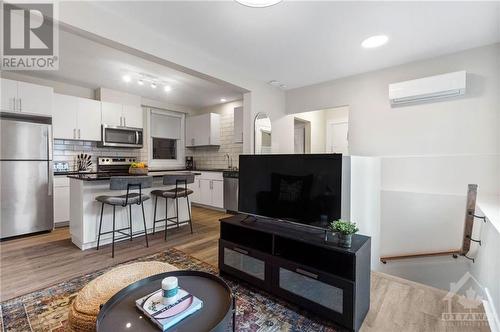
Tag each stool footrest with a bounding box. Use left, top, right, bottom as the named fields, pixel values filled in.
left=98, top=227, right=131, bottom=236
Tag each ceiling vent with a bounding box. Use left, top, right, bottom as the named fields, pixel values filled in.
left=389, top=71, right=466, bottom=105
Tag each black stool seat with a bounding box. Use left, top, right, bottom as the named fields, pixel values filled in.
left=95, top=176, right=153, bottom=258
left=96, top=193, right=150, bottom=205
left=151, top=173, right=195, bottom=240
left=151, top=188, right=193, bottom=198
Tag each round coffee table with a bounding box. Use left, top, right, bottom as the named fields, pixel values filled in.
left=96, top=270, right=235, bottom=332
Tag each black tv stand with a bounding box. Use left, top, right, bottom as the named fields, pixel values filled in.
left=219, top=214, right=371, bottom=332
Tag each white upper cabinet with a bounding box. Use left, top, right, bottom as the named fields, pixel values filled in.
left=1, top=79, right=18, bottom=112
left=77, top=98, right=101, bottom=141
left=122, top=105, right=143, bottom=128
left=53, top=94, right=102, bottom=141
left=1, top=78, right=53, bottom=116
left=101, top=102, right=123, bottom=127
left=101, top=102, right=143, bottom=128
left=53, top=94, right=78, bottom=140
left=233, top=106, right=243, bottom=143
left=186, top=113, right=220, bottom=147
left=17, top=81, right=53, bottom=116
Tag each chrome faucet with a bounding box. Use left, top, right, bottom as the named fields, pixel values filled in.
left=225, top=153, right=232, bottom=169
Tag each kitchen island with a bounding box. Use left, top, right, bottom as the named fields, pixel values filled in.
left=69, top=172, right=197, bottom=250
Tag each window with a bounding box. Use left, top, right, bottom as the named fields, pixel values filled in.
left=152, top=137, right=177, bottom=159
left=147, top=108, right=185, bottom=167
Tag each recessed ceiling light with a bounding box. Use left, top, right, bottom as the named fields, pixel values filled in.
left=235, top=0, right=282, bottom=7
left=361, top=35, right=389, bottom=49
left=122, top=75, right=131, bottom=83
left=164, top=85, right=172, bottom=92
left=220, top=98, right=227, bottom=102
left=151, top=83, right=157, bottom=89
left=138, top=79, right=144, bottom=85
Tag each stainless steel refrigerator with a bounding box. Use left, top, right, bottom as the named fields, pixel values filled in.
left=1, top=114, right=53, bottom=239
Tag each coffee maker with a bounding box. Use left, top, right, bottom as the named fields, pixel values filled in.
left=185, top=156, right=194, bottom=170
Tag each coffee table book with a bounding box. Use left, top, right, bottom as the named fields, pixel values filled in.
left=135, top=288, right=203, bottom=331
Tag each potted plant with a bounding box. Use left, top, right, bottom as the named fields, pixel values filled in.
left=329, top=219, right=359, bottom=248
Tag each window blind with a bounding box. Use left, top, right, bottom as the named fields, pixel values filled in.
left=151, top=112, right=181, bottom=139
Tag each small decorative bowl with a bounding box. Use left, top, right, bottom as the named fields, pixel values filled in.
left=128, top=167, right=148, bottom=175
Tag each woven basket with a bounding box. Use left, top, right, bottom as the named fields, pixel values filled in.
left=67, top=261, right=177, bottom=332
left=128, top=167, right=148, bottom=175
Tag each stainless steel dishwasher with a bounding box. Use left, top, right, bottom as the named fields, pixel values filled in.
left=223, top=171, right=238, bottom=212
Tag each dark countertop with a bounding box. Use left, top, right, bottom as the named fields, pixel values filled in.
left=57, top=168, right=235, bottom=176
left=68, top=171, right=202, bottom=181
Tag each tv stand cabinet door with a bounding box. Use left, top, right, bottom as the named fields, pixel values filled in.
left=272, top=258, right=354, bottom=330
left=219, top=240, right=272, bottom=290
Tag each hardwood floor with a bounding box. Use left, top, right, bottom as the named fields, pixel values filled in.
left=0, top=207, right=489, bottom=331
left=0, top=206, right=228, bottom=301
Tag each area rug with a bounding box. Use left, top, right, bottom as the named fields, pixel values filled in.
left=0, top=248, right=344, bottom=332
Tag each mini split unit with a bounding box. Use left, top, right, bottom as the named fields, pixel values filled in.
left=389, top=70, right=466, bottom=105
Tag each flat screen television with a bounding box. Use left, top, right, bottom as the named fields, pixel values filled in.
left=238, top=154, right=342, bottom=229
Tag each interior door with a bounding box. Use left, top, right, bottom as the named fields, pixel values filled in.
left=294, top=125, right=305, bottom=154
left=1, top=79, right=18, bottom=112
left=101, top=102, right=123, bottom=126
left=77, top=98, right=101, bottom=141
left=17, top=81, right=53, bottom=116
left=327, top=122, right=349, bottom=154
left=53, top=94, right=78, bottom=140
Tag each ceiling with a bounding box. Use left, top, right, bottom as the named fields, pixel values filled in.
left=25, top=29, right=245, bottom=109
left=77, top=1, right=500, bottom=89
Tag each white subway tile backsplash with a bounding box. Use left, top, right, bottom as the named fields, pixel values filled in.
left=53, top=140, right=141, bottom=171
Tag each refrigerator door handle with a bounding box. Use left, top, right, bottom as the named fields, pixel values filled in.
left=48, top=161, right=53, bottom=196
left=47, top=125, right=53, bottom=160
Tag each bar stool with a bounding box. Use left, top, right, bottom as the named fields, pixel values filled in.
left=151, top=173, right=195, bottom=240
left=95, top=176, right=153, bottom=258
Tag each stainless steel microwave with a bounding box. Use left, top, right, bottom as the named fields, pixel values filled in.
left=100, top=125, right=143, bottom=148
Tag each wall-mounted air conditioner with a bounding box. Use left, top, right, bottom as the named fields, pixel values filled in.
left=389, top=70, right=466, bottom=105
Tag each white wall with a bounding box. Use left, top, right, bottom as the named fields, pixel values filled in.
left=286, top=44, right=499, bottom=157
left=285, top=44, right=500, bottom=303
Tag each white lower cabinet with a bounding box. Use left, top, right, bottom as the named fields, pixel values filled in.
left=211, top=180, right=224, bottom=209
left=54, top=176, right=70, bottom=225
left=189, top=172, right=224, bottom=209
